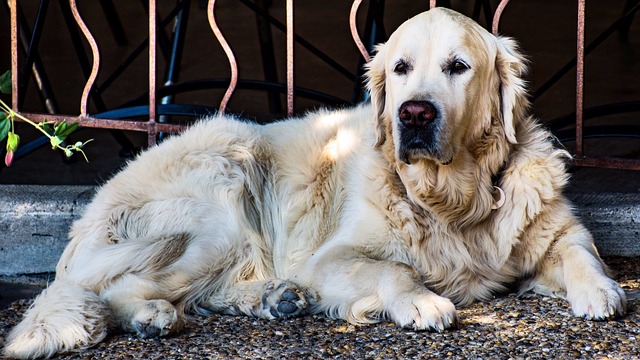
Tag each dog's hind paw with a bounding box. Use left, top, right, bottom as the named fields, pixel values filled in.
left=130, top=299, right=180, bottom=338
left=261, top=280, right=316, bottom=319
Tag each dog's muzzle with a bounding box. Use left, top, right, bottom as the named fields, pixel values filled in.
left=397, top=100, right=441, bottom=164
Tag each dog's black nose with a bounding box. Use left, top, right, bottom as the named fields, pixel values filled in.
left=398, top=101, right=437, bottom=127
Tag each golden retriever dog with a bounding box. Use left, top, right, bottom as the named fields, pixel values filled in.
left=5, top=8, right=626, bottom=359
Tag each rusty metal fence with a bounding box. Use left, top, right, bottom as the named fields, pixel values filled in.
left=7, top=0, right=640, bottom=169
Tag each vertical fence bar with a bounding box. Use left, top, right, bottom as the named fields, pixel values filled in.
left=148, top=0, right=158, bottom=145
left=10, top=0, right=19, bottom=111
left=69, top=0, right=101, bottom=117
left=149, top=0, right=156, bottom=124
left=286, top=0, right=294, bottom=116
left=207, top=0, right=238, bottom=114
left=575, top=0, right=585, bottom=158
left=350, top=0, right=371, bottom=62
left=492, top=0, right=510, bottom=35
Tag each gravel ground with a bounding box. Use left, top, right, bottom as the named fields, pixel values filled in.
left=1, top=257, right=638, bottom=359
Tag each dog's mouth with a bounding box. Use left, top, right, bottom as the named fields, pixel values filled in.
left=400, top=142, right=429, bottom=164
left=400, top=147, right=452, bottom=165
left=397, top=125, right=451, bottom=165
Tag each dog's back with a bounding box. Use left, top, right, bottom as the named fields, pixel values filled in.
left=3, top=108, right=376, bottom=359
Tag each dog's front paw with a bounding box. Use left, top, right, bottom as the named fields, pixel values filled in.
left=130, top=299, right=180, bottom=338
left=387, top=291, right=458, bottom=331
left=567, top=277, right=627, bottom=320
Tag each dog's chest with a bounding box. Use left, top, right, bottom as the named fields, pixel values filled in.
left=383, top=196, right=516, bottom=303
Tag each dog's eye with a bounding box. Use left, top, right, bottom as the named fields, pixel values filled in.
left=394, top=60, right=409, bottom=75
left=448, top=60, right=469, bottom=75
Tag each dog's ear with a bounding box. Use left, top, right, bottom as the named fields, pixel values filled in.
left=495, top=36, right=528, bottom=145
left=365, top=44, right=387, bottom=147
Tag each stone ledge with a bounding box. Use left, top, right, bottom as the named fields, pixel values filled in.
left=0, top=185, right=94, bottom=276
left=1, top=186, right=638, bottom=276
left=567, top=192, right=640, bottom=257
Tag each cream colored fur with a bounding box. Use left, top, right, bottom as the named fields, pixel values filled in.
left=5, top=8, right=626, bottom=359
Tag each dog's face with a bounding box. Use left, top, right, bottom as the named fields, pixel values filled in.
left=366, top=8, right=527, bottom=165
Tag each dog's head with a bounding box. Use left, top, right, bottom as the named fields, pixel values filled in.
left=366, top=8, right=528, bottom=165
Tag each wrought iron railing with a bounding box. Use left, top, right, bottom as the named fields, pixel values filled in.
left=6, top=0, right=640, bottom=169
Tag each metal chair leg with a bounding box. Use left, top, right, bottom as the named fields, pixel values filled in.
left=255, top=0, right=282, bottom=116
left=159, top=0, right=191, bottom=139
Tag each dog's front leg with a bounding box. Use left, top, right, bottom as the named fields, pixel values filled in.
left=293, top=245, right=458, bottom=331
left=559, top=227, right=627, bottom=320
left=526, top=222, right=627, bottom=320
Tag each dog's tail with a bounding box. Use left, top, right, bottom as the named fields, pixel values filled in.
left=3, top=279, right=112, bottom=359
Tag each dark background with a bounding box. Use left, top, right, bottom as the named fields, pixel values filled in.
left=1, top=0, right=639, bottom=187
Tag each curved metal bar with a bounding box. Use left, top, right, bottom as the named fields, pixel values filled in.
left=492, top=0, right=510, bottom=35
left=430, top=0, right=437, bottom=9
left=207, top=0, right=238, bottom=114
left=286, top=0, right=294, bottom=116
left=69, top=0, right=101, bottom=116
left=491, top=0, right=510, bottom=35
left=350, top=0, right=371, bottom=63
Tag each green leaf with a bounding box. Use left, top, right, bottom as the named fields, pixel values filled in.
left=53, top=121, right=67, bottom=136
left=41, top=122, right=54, bottom=135
left=54, top=121, right=79, bottom=141
left=7, top=131, right=19, bottom=151
left=0, top=116, right=9, bottom=142
left=0, top=71, right=11, bottom=95
left=62, top=122, right=79, bottom=137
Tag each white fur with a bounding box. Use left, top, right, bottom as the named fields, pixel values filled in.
left=4, top=280, right=112, bottom=358
left=4, top=8, right=625, bottom=359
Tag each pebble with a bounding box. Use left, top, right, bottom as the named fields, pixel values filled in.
left=0, top=257, right=638, bottom=359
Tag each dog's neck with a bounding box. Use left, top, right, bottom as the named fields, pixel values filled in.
left=382, top=133, right=510, bottom=227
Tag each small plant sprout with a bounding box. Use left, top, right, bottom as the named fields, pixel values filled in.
left=0, top=70, right=92, bottom=166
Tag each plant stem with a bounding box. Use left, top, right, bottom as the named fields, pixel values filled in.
left=0, top=99, right=67, bottom=152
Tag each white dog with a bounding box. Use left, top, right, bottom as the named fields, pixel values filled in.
left=5, top=8, right=626, bottom=359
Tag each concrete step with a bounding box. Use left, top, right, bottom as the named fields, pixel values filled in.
left=1, top=185, right=94, bottom=276
left=1, top=185, right=639, bottom=276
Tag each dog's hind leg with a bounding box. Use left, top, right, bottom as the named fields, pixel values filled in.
left=199, top=279, right=317, bottom=319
